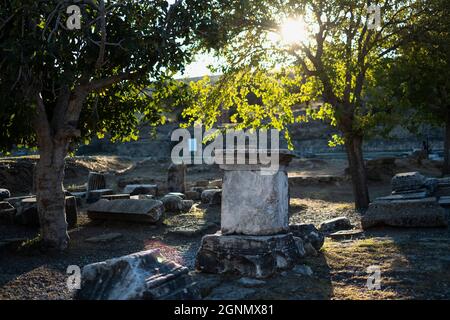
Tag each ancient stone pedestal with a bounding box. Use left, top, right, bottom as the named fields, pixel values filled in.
left=196, top=150, right=300, bottom=278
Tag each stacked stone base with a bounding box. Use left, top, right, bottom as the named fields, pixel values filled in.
left=195, top=232, right=301, bottom=278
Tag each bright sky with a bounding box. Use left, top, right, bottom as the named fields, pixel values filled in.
left=176, top=53, right=222, bottom=79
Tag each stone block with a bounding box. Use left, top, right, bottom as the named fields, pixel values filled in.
left=362, top=198, right=448, bottom=229
left=391, top=172, right=426, bottom=193
left=319, top=217, right=353, bottom=233
left=75, top=249, right=200, bottom=300
left=221, top=170, right=289, bottom=236
left=87, top=199, right=163, bottom=224
left=101, top=194, right=131, bottom=201
left=87, top=189, right=114, bottom=204
left=123, top=184, right=158, bottom=196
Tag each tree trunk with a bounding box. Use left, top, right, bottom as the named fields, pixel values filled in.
left=443, top=111, right=450, bottom=176
left=35, top=138, right=70, bottom=251
left=345, top=134, right=370, bottom=211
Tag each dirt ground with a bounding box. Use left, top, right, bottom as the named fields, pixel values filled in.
left=0, top=155, right=449, bottom=300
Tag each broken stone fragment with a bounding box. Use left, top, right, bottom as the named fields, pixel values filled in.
left=391, top=172, right=426, bottom=193
left=167, top=192, right=186, bottom=199
left=0, top=188, right=10, bottom=201
left=289, top=223, right=324, bottom=251
left=237, top=277, right=266, bottom=287
left=101, top=194, right=130, bottom=201
left=328, top=229, right=365, bottom=241
left=86, top=189, right=114, bottom=204
left=196, top=232, right=301, bottom=278
left=14, top=196, right=77, bottom=229
left=87, top=199, right=163, bottom=224
left=362, top=197, right=448, bottom=229
left=75, top=249, right=200, bottom=300
left=376, top=192, right=428, bottom=201
left=161, top=194, right=183, bottom=212
left=87, top=172, right=106, bottom=192
left=319, top=217, right=353, bottom=234
left=123, top=184, right=158, bottom=196
left=201, top=189, right=222, bottom=205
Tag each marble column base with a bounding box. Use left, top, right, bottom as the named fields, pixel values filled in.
left=195, top=232, right=301, bottom=278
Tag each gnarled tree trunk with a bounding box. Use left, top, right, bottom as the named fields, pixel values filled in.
left=35, top=138, right=69, bottom=250
left=345, top=134, right=370, bottom=211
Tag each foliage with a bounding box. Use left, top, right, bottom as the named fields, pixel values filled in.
left=0, top=0, right=206, bottom=152
left=183, top=0, right=432, bottom=147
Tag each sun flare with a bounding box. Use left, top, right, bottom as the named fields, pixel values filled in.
left=280, top=17, right=308, bottom=45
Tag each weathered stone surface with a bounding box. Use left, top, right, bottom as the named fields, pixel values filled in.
left=181, top=200, right=194, bottom=212
left=391, top=172, right=426, bottom=193
left=303, top=242, right=318, bottom=256
left=0, top=188, right=10, bottom=201
left=376, top=192, right=428, bottom=201
left=167, top=192, right=186, bottom=199
left=87, top=199, right=163, bottom=224
left=15, top=196, right=77, bottom=228
left=185, top=190, right=201, bottom=201
left=123, top=184, right=158, bottom=196
left=101, top=194, right=130, bottom=201
left=201, top=189, right=222, bottom=205
left=75, top=249, right=200, bottom=300
left=237, top=277, right=266, bottom=287
left=85, top=233, right=123, bottom=243
left=221, top=171, right=289, bottom=236
left=289, top=223, right=324, bottom=251
left=0, top=201, right=16, bottom=224
left=196, top=232, right=301, bottom=278
left=86, top=189, right=114, bottom=204
left=362, top=198, right=448, bottom=229
left=439, top=196, right=450, bottom=206
left=292, top=236, right=306, bottom=257
left=87, top=172, right=106, bottom=192
left=167, top=163, right=186, bottom=193
left=161, top=195, right=183, bottom=212
left=328, top=229, right=365, bottom=240
left=319, top=217, right=353, bottom=233
left=292, top=265, right=313, bottom=277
